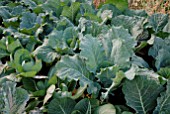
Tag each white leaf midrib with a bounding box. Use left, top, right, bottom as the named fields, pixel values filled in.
left=135, top=82, right=146, bottom=114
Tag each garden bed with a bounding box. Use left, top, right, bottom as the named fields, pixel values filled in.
left=0, top=0, right=170, bottom=114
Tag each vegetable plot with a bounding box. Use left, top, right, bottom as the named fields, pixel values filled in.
left=0, top=0, right=170, bottom=114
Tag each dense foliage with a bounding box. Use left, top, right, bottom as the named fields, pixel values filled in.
left=0, top=0, right=170, bottom=114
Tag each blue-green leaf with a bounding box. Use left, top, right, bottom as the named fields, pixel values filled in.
left=48, top=97, right=76, bottom=114
left=122, top=76, right=164, bottom=114
left=148, top=13, right=169, bottom=33
left=34, top=45, right=60, bottom=63
left=20, top=12, right=41, bottom=29
left=112, top=15, right=144, bottom=38
left=123, top=9, right=148, bottom=17
left=154, top=81, right=170, bottom=114
left=148, top=38, right=170, bottom=70
left=0, top=40, right=9, bottom=59
left=73, top=98, right=99, bottom=114
left=80, top=34, right=106, bottom=73
left=0, top=6, right=11, bottom=19
left=62, top=2, right=80, bottom=22
left=100, top=26, right=135, bottom=67
left=47, top=30, right=73, bottom=54
left=42, top=0, right=62, bottom=17
left=53, top=55, right=98, bottom=94
left=21, top=0, right=37, bottom=9
left=96, top=66, right=119, bottom=88
left=0, top=81, right=29, bottom=114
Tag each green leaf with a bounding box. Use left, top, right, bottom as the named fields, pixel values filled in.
left=47, top=30, right=73, bottom=54
left=62, top=2, right=80, bottom=22
left=48, top=75, right=57, bottom=85
left=48, top=97, right=76, bottom=114
left=11, top=5, right=25, bottom=16
left=155, top=50, right=170, bottom=70
left=104, top=0, right=128, bottom=11
left=20, top=71, right=37, bottom=77
left=114, top=105, right=132, bottom=114
left=0, top=6, right=11, bottom=19
left=9, top=48, right=41, bottom=77
left=83, top=13, right=102, bottom=22
left=135, top=30, right=150, bottom=42
left=111, top=38, right=132, bottom=65
left=53, top=55, right=98, bottom=94
left=23, top=59, right=42, bottom=73
left=148, top=13, right=169, bottom=33
left=122, top=76, right=164, bottom=114
left=0, top=40, right=9, bottom=59
left=96, top=66, right=120, bottom=88
left=112, top=15, right=144, bottom=38
left=56, top=17, right=74, bottom=31
left=80, top=34, right=106, bottom=73
left=3, top=17, right=19, bottom=28
left=34, top=45, right=60, bottom=63
left=19, top=12, right=41, bottom=35
left=123, top=9, right=148, bottom=17
left=77, top=3, right=98, bottom=22
left=73, top=98, right=92, bottom=114
left=10, top=48, right=31, bottom=72
left=94, top=104, right=116, bottom=114
left=100, top=26, right=135, bottom=67
left=101, top=71, right=125, bottom=101
left=78, top=17, right=109, bottom=36
left=60, top=83, right=68, bottom=91
left=131, top=55, right=149, bottom=68
left=0, top=81, right=29, bottom=114
left=22, top=77, right=37, bottom=91
left=21, top=0, right=37, bottom=9
left=148, top=37, right=164, bottom=57
left=37, top=81, right=46, bottom=90
left=32, top=90, right=46, bottom=97
left=53, top=90, right=72, bottom=99
left=158, top=67, right=170, bottom=79
left=25, top=39, right=37, bottom=52
left=80, top=3, right=95, bottom=15
left=0, top=62, right=6, bottom=76
left=41, top=0, right=63, bottom=17
left=7, top=39, right=22, bottom=53
left=135, top=42, right=148, bottom=53
left=63, top=27, right=78, bottom=48
left=153, top=81, right=170, bottom=114
left=163, top=18, right=170, bottom=33
left=20, top=12, right=41, bottom=29
left=25, top=100, right=40, bottom=112
left=73, top=98, right=99, bottom=114
left=148, top=38, right=170, bottom=70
